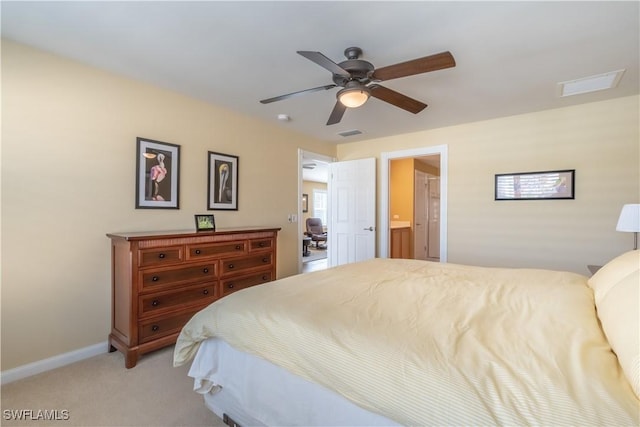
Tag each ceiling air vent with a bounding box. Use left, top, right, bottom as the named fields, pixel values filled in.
left=558, top=69, right=625, bottom=97
left=338, top=129, right=363, bottom=137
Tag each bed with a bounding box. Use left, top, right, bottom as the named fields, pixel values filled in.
left=174, top=251, right=640, bottom=426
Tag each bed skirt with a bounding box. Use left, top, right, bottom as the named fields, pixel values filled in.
left=188, top=338, right=399, bottom=426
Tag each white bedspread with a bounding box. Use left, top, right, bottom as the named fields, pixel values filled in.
left=174, top=258, right=640, bottom=426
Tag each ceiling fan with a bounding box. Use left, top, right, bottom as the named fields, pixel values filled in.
left=260, top=47, right=456, bottom=126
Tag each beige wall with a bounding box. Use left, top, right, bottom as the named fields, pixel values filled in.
left=338, top=95, right=640, bottom=274
left=1, top=40, right=335, bottom=370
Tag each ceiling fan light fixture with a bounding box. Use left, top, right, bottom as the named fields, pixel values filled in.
left=337, top=82, right=370, bottom=108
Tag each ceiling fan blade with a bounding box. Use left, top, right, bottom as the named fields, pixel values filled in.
left=326, top=101, right=347, bottom=125
left=260, top=84, right=337, bottom=104
left=372, top=51, right=455, bottom=81
left=369, top=84, right=427, bottom=114
left=297, top=51, right=351, bottom=78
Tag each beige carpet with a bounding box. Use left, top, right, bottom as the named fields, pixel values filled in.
left=1, top=346, right=225, bottom=427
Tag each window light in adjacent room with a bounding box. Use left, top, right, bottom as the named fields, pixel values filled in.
left=558, top=69, right=625, bottom=97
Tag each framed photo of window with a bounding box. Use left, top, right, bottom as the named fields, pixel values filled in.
left=495, top=169, right=575, bottom=200
left=135, top=137, right=180, bottom=209
left=208, top=151, right=239, bottom=210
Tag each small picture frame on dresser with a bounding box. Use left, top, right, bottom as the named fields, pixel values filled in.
left=195, top=214, right=216, bottom=232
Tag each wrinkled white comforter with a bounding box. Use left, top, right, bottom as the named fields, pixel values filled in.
left=174, top=258, right=639, bottom=426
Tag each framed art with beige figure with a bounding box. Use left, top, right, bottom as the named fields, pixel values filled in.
left=208, top=151, right=238, bottom=210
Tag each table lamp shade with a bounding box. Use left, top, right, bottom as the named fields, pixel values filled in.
left=616, top=204, right=640, bottom=232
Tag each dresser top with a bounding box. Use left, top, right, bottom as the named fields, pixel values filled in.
left=107, top=226, right=281, bottom=241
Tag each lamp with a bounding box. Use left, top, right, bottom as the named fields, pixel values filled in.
left=337, top=81, right=370, bottom=108
left=616, top=204, right=640, bottom=250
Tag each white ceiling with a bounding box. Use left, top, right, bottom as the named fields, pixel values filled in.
left=2, top=1, right=638, bottom=144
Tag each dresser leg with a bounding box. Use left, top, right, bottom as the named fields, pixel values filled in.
left=125, top=350, right=139, bottom=369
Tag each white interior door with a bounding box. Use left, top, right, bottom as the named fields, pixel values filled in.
left=414, top=170, right=428, bottom=260
left=328, top=158, right=376, bottom=267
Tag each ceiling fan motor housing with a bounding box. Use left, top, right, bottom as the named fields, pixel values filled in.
left=333, top=59, right=374, bottom=86
left=331, top=47, right=374, bottom=86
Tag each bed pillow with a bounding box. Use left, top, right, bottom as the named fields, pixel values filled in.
left=588, top=250, right=640, bottom=398
left=588, top=250, right=639, bottom=303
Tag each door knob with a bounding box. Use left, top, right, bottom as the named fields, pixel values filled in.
left=363, top=226, right=374, bottom=231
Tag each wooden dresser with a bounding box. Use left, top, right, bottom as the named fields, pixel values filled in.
left=107, top=227, right=280, bottom=368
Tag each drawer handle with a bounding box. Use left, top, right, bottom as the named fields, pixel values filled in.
left=151, top=325, right=159, bottom=332
left=203, top=289, right=209, bottom=295
left=151, top=300, right=159, bottom=307
left=195, top=249, right=201, bottom=255
left=152, top=276, right=159, bottom=282
left=228, top=263, right=234, bottom=269
left=203, top=268, right=209, bottom=274
left=259, top=242, right=266, bottom=247
left=262, top=275, right=268, bottom=281
left=235, top=245, right=241, bottom=250
left=227, top=283, right=234, bottom=289
left=158, top=253, right=165, bottom=259
left=262, top=257, right=268, bottom=263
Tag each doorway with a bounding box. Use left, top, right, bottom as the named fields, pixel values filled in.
left=381, top=145, right=448, bottom=261
left=299, top=150, right=333, bottom=273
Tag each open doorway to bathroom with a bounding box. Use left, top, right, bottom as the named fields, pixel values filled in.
left=381, top=144, right=447, bottom=262
left=389, top=155, right=441, bottom=261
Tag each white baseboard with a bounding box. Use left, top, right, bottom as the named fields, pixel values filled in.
left=1, top=341, right=109, bottom=385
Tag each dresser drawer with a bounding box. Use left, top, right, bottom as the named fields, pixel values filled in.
left=221, top=253, right=272, bottom=276
left=138, top=246, right=183, bottom=267
left=139, top=283, right=217, bottom=317
left=139, top=263, right=216, bottom=291
left=249, top=238, right=274, bottom=252
left=186, top=241, right=246, bottom=260
left=220, top=271, right=273, bottom=297
left=138, top=310, right=200, bottom=344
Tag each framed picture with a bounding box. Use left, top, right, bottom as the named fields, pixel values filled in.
left=302, top=194, right=309, bottom=213
left=194, top=214, right=216, bottom=231
left=495, top=169, right=575, bottom=200
left=208, top=151, right=239, bottom=210
left=136, top=137, right=180, bottom=209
